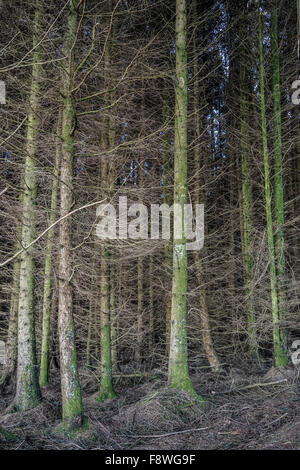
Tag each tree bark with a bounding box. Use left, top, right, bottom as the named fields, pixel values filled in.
left=168, top=0, right=204, bottom=402
left=57, top=0, right=84, bottom=429
left=15, top=0, right=44, bottom=411
left=39, top=112, right=61, bottom=387
left=258, top=5, right=287, bottom=367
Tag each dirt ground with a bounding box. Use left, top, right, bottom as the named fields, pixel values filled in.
left=1, top=362, right=300, bottom=450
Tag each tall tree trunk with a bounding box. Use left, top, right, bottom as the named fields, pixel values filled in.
left=168, top=0, right=204, bottom=402
left=258, top=5, right=287, bottom=367
left=271, top=0, right=287, bottom=356
left=97, top=155, right=116, bottom=401
left=39, top=112, right=61, bottom=386
left=239, top=22, right=258, bottom=358
left=57, top=0, right=84, bottom=429
left=98, top=244, right=116, bottom=401
left=15, top=0, right=44, bottom=411
left=162, top=83, right=173, bottom=356
left=98, top=17, right=116, bottom=400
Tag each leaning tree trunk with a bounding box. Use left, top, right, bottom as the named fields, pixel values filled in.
left=14, top=0, right=44, bottom=411
left=57, top=0, right=84, bottom=430
left=258, top=5, right=287, bottom=367
left=168, top=0, right=204, bottom=402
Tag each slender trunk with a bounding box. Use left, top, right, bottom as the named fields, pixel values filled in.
left=168, top=0, right=204, bottom=402
left=162, top=84, right=173, bottom=356
left=148, top=255, right=154, bottom=351
left=39, top=113, right=61, bottom=386
left=98, top=245, right=116, bottom=401
left=110, top=266, right=118, bottom=372
left=98, top=15, right=116, bottom=399
left=15, top=0, right=43, bottom=411
left=271, top=0, right=287, bottom=354
left=136, top=255, right=144, bottom=361
left=136, top=96, right=145, bottom=362
left=57, top=0, right=84, bottom=429
left=239, top=27, right=258, bottom=358
left=258, top=6, right=287, bottom=367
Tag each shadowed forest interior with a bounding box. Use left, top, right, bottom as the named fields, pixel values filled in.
left=1, top=0, right=300, bottom=450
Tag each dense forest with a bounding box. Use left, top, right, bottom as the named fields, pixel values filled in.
left=0, top=0, right=300, bottom=451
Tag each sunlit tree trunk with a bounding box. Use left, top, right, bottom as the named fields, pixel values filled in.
left=15, top=0, right=44, bottom=411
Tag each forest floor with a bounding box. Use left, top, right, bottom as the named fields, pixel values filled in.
left=1, top=361, right=300, bottom=450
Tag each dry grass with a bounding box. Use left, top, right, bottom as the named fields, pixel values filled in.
left=1, top=364, right=300, bottom=450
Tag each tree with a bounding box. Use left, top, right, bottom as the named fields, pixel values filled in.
left=39, top=112, right=61, bottom=387
left=271, top=0, right=287, bottom=358
left=239, top=13, right=258, bottom=358
left=167, top=0, right=204, bottom=402
left=258, top=3, right=287, bottom=367
left=15, top=0, right=44, bottom=412
left=56, top=0, right=85, bottom=430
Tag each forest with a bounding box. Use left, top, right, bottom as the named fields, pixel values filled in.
left=0, top=0, right=300, bottom=452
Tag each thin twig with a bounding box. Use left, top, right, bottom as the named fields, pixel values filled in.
left=119, top=427, right=210, bottom=439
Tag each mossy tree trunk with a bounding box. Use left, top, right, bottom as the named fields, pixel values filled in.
left=97, top=155, right=116, bottom=402
left=15, top=0, right=44, bottom=411
left=271, top=0, right=287, bottom=357
left=0, top=234, right=21, bottom=388
left=239, top=20, right=259, bottom=358
left=168, top=0, right=204, bottom=401
left=162, top=84, right=173, bottom=356
left=258, top=5, right=287, bottom=367
left=57, top=0, right=84, bottom=428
